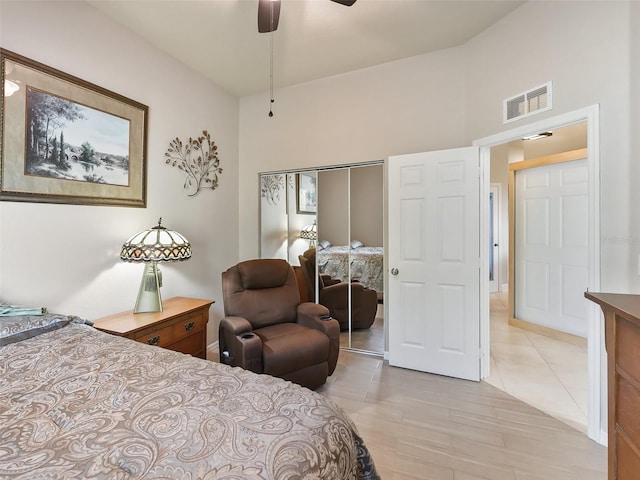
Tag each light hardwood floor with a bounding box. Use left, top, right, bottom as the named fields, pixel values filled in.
left=316, top=350, right=606, bottom=479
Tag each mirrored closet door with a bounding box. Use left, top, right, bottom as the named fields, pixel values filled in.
left=259, top=162, right=384, bottom=355
left=260, top=172, right=316, bottom=264
left=317, top=169, right=350, bottom=350
left=347, top=164, right=384, bottom=352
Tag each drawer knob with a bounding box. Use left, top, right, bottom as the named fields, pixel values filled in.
left=184, top=321, right=195, bottom=331
left=148, top=336, right=160, bottom=345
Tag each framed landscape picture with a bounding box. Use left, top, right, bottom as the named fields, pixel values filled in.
left=0, top=49, right=148, bottom=207
left=296, top=172, right=316, bottom=214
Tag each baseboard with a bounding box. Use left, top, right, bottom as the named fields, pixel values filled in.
left=207, top=341, right=219, bottom=356
left=509, top=317, right=587, bottom=347
left=500, top=283, right=509, bottom=292
left=598, top=427, right=608, bottom=447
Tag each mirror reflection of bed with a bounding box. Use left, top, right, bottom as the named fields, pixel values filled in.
left=259, top=162, right=384, bottom=356
left=315, top=241, right=384, bottom=352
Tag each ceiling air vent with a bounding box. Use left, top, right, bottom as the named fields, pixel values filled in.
left=503, top=82, right=552, bottom=124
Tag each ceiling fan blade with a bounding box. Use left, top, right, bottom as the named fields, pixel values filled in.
left=331, top=0, right=357, bottom=6
left=258, top=0, right=281, bottom=33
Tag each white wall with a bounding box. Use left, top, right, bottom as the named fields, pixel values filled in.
left=0, top=1, right=240, bottom=344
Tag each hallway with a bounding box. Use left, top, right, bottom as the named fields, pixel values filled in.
left=485, top=292, right=588, bottom=433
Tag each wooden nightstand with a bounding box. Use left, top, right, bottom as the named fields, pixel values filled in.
left=93, top=297, right=214, bottom=359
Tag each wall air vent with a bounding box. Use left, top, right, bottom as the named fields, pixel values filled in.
left=503, top=82, right=552, bottom=124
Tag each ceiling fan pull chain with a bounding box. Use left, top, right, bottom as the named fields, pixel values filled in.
left=268, top=21, right=275, bottom=117
left=267, top=0, right=276, bottom=117
left=268, top=37, right=274, bottom=116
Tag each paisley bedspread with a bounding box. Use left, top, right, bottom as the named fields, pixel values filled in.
left=317, top=246, right=384, bottom=298
left=0, top=314, right=379, bottom=479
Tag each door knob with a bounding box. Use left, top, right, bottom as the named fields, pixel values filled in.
left=391, top=268, right=399, bottom=276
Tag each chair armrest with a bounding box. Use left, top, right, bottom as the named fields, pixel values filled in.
left=321, top=275, right=341, bottom=287
left=296, top=302, right=340, bottom=375
left=220, top=316, right=252, bottom=336
left=320, top=282, right=350, bottom=302
left=218, top=316, right=263, bottom=373
left=297, top=301, right=330, bottom=322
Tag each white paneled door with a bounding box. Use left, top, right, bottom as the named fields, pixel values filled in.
left=514, top=159, right=589, bottom=337
left=388, top=147, right=481, bottom=381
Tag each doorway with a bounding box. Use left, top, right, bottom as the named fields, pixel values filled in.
left=474, top=105, right=603, bottom=444
left=484, top=124, right=590, bottom=432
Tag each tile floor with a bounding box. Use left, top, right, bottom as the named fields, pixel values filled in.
left=485, top=292, right=589, bottom=433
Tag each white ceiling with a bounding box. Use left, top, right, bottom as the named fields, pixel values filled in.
left=89, top=0, right=525, bottom=97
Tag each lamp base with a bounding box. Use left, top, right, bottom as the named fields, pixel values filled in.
left=134, top=263, right=163, bottom=313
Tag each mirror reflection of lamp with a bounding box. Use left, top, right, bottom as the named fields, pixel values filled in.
left=300, top=220, right=317, bottom=248
left=120, top=218, right=192, bottom=313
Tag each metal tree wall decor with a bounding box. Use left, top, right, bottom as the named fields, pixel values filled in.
left=261, top=174, right=285, bottom=205
left=164, top=130, right=223, bottom=197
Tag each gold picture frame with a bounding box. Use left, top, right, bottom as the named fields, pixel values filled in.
left=0, top=49, right=148, bottom=207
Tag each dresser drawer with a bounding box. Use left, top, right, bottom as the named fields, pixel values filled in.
left=617, top=375, right=640, bottom=448
left=616, top=428, right=640, bottom=480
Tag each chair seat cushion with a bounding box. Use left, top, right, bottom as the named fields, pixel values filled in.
left=254, top=323, right=330, bottom=377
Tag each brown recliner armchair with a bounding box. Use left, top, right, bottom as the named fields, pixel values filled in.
left=299, top=248, right=378, bottom=331
left=219, top=258, right=340, bottom=390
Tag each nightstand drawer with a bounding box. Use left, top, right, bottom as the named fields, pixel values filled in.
left=172, top=311, right=204, bottom=340
left=132, top=311, right=204, bottom=347
left=170, top=333, right=204, bottom=357
left=134, top=321, right=176, bottom=347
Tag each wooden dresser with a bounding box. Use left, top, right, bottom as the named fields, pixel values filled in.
left=585, top=292, right=640, bottom=479
left=94, top=297, right=214, bottom=359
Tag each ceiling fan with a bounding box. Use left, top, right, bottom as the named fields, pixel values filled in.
left=258, top=0, right=357, bottom=33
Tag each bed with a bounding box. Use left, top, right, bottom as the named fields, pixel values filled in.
left=317, top=242, right=384, bottom=300
left=0, top=313, right=379, bottom=479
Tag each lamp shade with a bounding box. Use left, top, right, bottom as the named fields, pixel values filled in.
left=299, top=220, right=317, bottom=241
left=121, top=218, right=191, bottom=313
left=121, top=218, right=191, bottom=263
left=300, top=220, right=317, bottom=247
